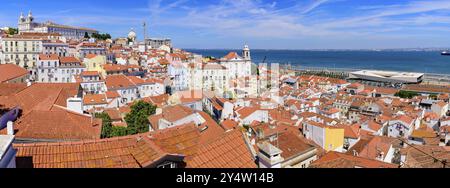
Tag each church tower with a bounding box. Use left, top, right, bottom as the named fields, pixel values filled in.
left=18, top=12, right=26, bottom=32
left=243, top=44, right=251, bottom=60
left=26, top=10, right=34, bottom=23
left=18, top=10, right=34, bottom=33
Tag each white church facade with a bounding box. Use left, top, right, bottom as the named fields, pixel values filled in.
left=18, top=11, right=98, bottom=40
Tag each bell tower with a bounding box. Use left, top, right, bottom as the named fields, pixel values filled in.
left=243, top=44, right=251, bottom=60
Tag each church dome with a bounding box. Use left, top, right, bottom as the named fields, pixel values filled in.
left=128, top=28, right=137, bottom=40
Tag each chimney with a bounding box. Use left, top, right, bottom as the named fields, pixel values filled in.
left=7, top=121, right=14, bottom=135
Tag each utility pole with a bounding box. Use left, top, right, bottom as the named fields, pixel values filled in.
left=143, top=21, right=147, bottom=52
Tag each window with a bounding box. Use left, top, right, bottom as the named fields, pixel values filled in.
left=157, top=162, right=176, bottom=168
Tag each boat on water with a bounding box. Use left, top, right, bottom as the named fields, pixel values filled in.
left=441, top=50, right=450, bottom=55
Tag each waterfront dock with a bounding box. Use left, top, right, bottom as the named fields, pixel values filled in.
left=286, top=65, right=450, bottom=86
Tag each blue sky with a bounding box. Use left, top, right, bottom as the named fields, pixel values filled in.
left=2, top=0, right=450, bottom=49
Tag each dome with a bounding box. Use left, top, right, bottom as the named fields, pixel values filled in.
left=128, top=28, right=137, bottom=40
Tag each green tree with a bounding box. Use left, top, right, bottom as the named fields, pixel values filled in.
left=95, top=112, right=112, bottom=138
left=91, top=33, right=111, bottom=40
left=111, top=127, right=128, bottom=137
left=395, top=90, right=419, bottom=99
left=7, top=28, right=18, bottom=35
left=429, top=94, right=438, bottom=100
left=124, top=101, right=157, bottom=135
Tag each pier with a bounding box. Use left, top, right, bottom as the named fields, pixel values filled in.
left=284, top=65, right=450, bottom=86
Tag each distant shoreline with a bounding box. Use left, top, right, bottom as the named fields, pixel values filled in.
left=185, top=48, right=450, bottom=52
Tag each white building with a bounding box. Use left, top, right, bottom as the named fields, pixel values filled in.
left=218, top=45, right=252, bottom=80
left=76, top=71, right=106, bottom=94
left=36, top=54, right=86, bottom=83
left=168, top=62, right=190, bottom=91
left=387, top=115, right=416, bottom=138
left=42, top=40, right=69, bottom=57
left=76, top=42, right=106, bottom=59
left=105, top=74, right=165, bottom=106
left=0, top=34, right=43, bottom=69
left=18, top=11, right=98, bottom=40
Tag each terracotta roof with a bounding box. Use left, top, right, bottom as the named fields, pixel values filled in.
left=435, top=101, right=448, bottom=108
left=347, top=136, right=399, bottom=160
left=105, top=91, right=120, bottom=99
left=83, top=94, right=108, bottom=105
left=311, top=151, right=398, bottom=168
left=392, top=115, right=414, bottom=125
left=221, top=119, right=238, bottom=130
left=105, top=74, right=135, bottom=89
left=186, top=130, right=257, bottom=168
left=367, top=86, right=399, bottom=95
left=10, top=106, right=102, bottom=141
left=80, top=71, right=100, bottom=77
left=338, top=124, right=360, bottom=139
left=38, top=54, right=59, bottom=61
left=197, top=111, right=226, bottom=144
left=0, top=64, right=29, bottom=83
left=347, top=82, right=363, bottom=89
left=104, top=108, right=122, bottom=121
left=159, top=105, right=195, bottom=122
left=14, top=134, right=182, bottom=168
left=0, top=83, right=79, bottom=116
left=59, top=56, right=81, bottom=64
left=102, top=64, right=128, bottom=72
left=143, top=94, right=169, bottom=107
left=222, top=52, right=241, bottom=60
left=367, top=120, right=383, bottom=132
left=0, top=83, right=27, bottom=96
left=403, top=145, right=450, bottom=168
left=410, top=130, right=437, bottom=138
left=85, top=54, right=98, bottom=59
left=149, top=123, right=201, bottom=160
left=236, top=107, right=260, bottom=119
left=269, top=132, right=316, bottom=160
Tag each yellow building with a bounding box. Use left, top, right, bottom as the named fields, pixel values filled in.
left=83, top=54, right=107, bottom=73
left=303, top=121, right=345, bottom=152
left=324, top=127, right=345, bottom=152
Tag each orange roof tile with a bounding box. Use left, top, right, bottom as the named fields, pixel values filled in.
left=0, top=64, right=29, bottom=83
left=105, top=74, right=135, bottom=89
left=221, top=119, right=238, bottom=130
left=80, top=71, right=100, bottom=77
left=59, top=56, right=81, bottom=64
left=83, top=94, right=107, bottom=105
left=311, top=151, right=398, bottom=168
left=105, top=91, right=120, bottom=99
left=186, top=130, right=256, bottom=168
left=222, top=52, right=241, bottom=60
left=38, top=54, right=59, bottom=61
left=11, top=107, right=102, bottom=141
left=0, top=83, right=79, bottom=115
left=14, top=134, right=181, bottom=168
